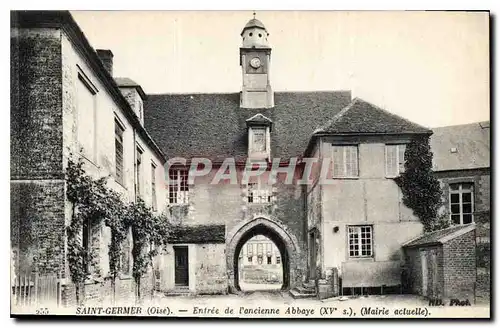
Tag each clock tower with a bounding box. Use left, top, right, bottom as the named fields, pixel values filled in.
left=240, top=15, right=274, bottom=109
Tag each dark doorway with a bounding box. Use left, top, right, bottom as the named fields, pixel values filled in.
left=174, top=246, right=189, bottom=286
left=233, top=224, right=290, bottom=292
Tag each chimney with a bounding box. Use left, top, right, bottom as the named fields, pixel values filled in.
left=96, top=49, right=114, bottom=76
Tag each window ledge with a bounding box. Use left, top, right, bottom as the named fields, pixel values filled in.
left=167, top=203, right=189, bottom=207
left=331, top=177, right=359, bottom=180
left=115, top=178, right=127, bottom=189
left=347, top=257, right=375, bottom=262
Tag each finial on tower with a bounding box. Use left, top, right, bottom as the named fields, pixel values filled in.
left=253, top=11, right=256, bottom=19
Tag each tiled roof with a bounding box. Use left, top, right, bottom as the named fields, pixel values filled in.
left=241, top=18, right=267, bottom=35
left=430, top=121, right=490, bottom=171
left=402, top=224, right=476, bottom=248
left=114, top=77, right=147, bottom=100
left=315, top=98, right=432, bottom=135
left=143, top=91, right=352, bottom=162
left=168, top=224, right=226, bottom=244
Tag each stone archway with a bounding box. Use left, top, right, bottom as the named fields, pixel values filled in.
left=226, top=216, right=300, bottom=293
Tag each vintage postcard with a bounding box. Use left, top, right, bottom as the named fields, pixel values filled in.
left=10, top=10, right=490, bottom=319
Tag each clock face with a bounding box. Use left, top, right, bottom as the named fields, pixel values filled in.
left=250, top=57, right=261, bottom=69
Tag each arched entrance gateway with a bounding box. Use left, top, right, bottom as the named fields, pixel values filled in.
left=226, top=217, right=300, bottom=293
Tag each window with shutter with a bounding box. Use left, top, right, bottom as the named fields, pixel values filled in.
left=332, top=145, right=359, bottom=178
left=77, top=73, right=97, bottom=161
left=114, top=120, right=125, bottom=185
left=385, top=144, right=406, bottom=177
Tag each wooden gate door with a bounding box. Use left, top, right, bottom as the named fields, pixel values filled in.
left=174, top=246, right=189, bottom=286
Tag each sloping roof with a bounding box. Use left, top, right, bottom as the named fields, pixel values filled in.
left=403, top=224, right=476, bottom=248
left=430, top=121, right=490, bottom=171
left=168, top=224, right=226, bottom=244
left=246, top=113, right=273, bottom=127
left=143, top=91, right=352, bottom=162
left=241, top=18, right=267, bottom=35
left=315, top=98, right=432, bottom=135
left=114, top=77, right=147, bottom=100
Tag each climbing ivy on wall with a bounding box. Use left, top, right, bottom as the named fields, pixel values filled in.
left=395, top=135, right=446, bottom=232
left=66, top=156, right=171, bottom=305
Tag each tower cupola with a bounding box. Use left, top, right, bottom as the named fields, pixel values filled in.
left=241, top=16, right=270, bottom=48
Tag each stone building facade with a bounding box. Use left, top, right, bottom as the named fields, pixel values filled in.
left=11, top=11, right=167, bottom=306
left=10, top=11, right=489, bottom=304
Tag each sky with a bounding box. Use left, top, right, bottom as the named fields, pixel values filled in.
left=71, top=10, right=490, bottom=128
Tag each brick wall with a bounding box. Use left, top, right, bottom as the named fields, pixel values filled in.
left=11, top=28, right=63, bottom=180
left=443, top=230, right=476, bottom=300
left=11, top=181, right=66, bottom=276
left=436, top=170, right=490, bottom=233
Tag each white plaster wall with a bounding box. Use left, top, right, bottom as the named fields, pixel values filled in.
left=61, top=31, right=166, bottom=279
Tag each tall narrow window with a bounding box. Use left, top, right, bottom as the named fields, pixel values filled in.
left=135, top=147, right=143, bottom=200
left=247, top=244, right=253, bottom=264
left=120, top=228, right=132, bottom=275
left=115, top=120, right=124, bottom=185
left=332, top=145, right=359, bottom=178
left=151, top=162, right=157, bottom=211
left=450, top=183, right=474, bottom=224
left=168, top=169, right=189, bottom=204
left=385, top=144, right=406, bottom=177
left=77, top=73, right=97, bottom=161
left=348, top=225, right=373, bottom=258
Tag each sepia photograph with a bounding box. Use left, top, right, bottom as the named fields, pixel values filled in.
left=10, top=9, right=490, bottom=319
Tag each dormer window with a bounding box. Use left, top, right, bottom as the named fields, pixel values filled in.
left=246, top=113, right=272, bottom=161
left=251, top=128, right=266, bottom=152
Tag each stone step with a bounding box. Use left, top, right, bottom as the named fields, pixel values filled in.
left=303, top=280, right=316, bottom=289
left=163, top=287, right=191, bottom=296
left=296, top=286, right=316, bottom=294
left=289, top=288, right=317, bottom=299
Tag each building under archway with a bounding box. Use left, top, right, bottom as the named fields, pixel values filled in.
left=235, top=228, right=288, bottom=292
left=226, top=217, right=301, bottom=293
left=238, top=235, right=283, bottom=291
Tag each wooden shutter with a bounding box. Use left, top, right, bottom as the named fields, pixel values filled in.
left=345, top=146, right=358, bottom=177
left=398, top=144, right=406, bottom=173
left=385, top=145, right=397, bottom=177
left=332, top=146, right=345, bottom=177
